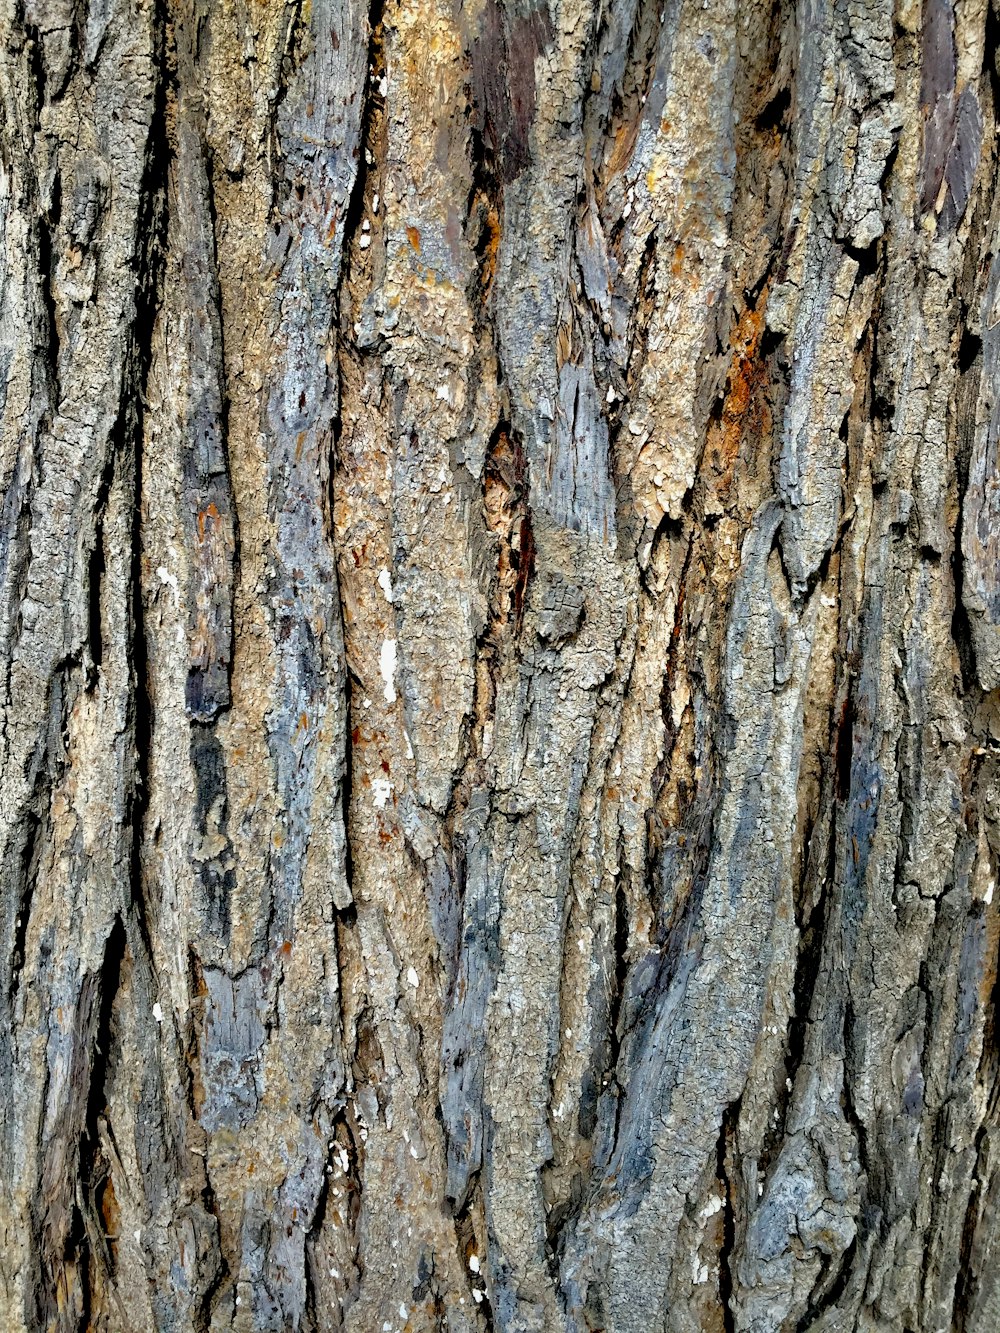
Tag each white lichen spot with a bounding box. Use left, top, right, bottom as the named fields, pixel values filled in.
left=377, top=568, right=395, bottom=603
left=156, top=566, right=179, bottom=605
left=472, top=1289, right=485, bottom=1304
left=700, top=1193, right=724, bottom=1219
left=986, top=880, right=995, bottom=905
left=406, top=966, right=419, bottom=989
left=380, top=638, right=397, bottom=704
left=152, top=1002, right=163, bottom=1024
left=469, top=1254, right=480, bottom=1273
left=372, top=776, right=393, bottom=809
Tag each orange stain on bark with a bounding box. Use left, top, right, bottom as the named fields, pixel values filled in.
left=707, top=295, right=772, bottom=494
left=197, top=502, right=220, bottom=541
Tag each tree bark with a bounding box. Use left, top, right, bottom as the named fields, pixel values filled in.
left=1, top=0, right=999, bottom=1328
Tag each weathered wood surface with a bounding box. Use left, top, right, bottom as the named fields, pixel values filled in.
left=1, top=0, right=1000, bottom=1328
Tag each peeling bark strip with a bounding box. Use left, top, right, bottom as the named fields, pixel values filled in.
left=2, top=0, right=1000, bottom=1328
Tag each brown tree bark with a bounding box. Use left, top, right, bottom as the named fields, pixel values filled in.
left=1, top=0, right=999, bottom=1329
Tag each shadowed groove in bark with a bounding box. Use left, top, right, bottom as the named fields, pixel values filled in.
left=717, top=1099, right=738, bottom=1333
left=78, top=915, right=128, bottom=1322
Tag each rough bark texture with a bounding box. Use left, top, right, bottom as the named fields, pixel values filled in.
left=2, top=0, right=1000, bottom=1328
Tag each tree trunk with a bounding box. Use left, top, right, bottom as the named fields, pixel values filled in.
left=1, top=0, right=999, bottom=1328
